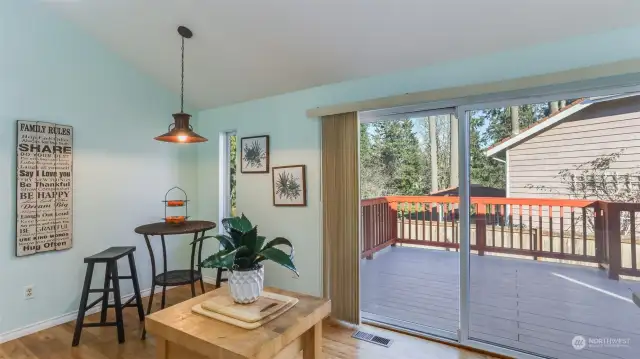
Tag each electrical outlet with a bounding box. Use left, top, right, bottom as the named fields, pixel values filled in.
left=24, top=285, right=34, bottom=299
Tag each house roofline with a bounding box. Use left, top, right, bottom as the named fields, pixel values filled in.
left=485, top=99, right=589, bottom=157
left=485, top=92, right=640, bottom=157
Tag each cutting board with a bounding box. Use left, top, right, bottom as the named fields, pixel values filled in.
left=192, top=295, right=298, bottom=329
left=200, top=291, right=297, bottom=323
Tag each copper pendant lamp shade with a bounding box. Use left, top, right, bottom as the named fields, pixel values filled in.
left=154, top=113, right=207, bottom=143
left=155, top=26, right=207, bottom=143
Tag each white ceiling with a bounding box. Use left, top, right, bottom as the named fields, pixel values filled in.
left=48, top=0, right=640, bottom=109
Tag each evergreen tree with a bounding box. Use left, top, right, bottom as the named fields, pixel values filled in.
left=417, top=116, right=451, bottom=192
left=485, top=105, right=540, bottom=145
left=371, top=120, right=426, bottom=195
left=477, top=103, right=551, bottom=189
left=397, top=120, right=426, bottom=195
left=360, top=123, right=372, bottom=160
left=359, top=101, right=560, bottom=199
left=435, top=116, right=451, bottom=190
left=360, top=123, right=384, bottom=199
left=469, top=113, right=504, bottom=188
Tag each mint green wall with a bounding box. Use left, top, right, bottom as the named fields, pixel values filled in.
left=196, top=26, right=640, bottom=297
left=0, top=1, right=198, bottom=337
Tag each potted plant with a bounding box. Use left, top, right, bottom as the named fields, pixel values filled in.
left=200, top=214, right=298, bottom=304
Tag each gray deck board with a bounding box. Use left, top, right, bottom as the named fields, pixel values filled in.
left=361, top=246, right=640, bottom=359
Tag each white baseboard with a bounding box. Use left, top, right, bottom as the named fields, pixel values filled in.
left=0, top=276, right=221, bottom=344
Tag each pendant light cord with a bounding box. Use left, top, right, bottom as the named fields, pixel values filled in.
left=180, top=36, right=185, bottom=113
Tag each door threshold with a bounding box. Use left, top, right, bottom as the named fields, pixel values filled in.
left=362, top=317, right=512, bottom=359
left=361, top=312, right=457, bottom=341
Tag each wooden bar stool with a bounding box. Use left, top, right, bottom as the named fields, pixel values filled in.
left=72, top=246, right=145, bottom=346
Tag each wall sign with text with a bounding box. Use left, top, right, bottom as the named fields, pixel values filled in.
left=16, top=121, right=73, bottom=257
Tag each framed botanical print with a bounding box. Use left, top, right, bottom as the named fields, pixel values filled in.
left=240, top=135, right=269, bottom=173
left=272, top=165, right=307, bottom=206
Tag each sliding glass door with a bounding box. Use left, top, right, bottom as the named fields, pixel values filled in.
left=458, top=90, right=640, bottom=359
left=359, top=107, right=460, bottom=340
left=359, top=84, right=640, bottom=358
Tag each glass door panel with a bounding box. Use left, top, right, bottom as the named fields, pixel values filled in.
left=359, top=108, right=460, bottom=340
left=462, top=93, right=640, bottom=358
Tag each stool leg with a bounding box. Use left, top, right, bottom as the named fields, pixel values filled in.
left=100, top=262, right=111, bottom=324
left=216, top=268, right=223, bottom=289
left=200, top=277, right=206, bottom=294
left=127, top=253, right=145, bottom=322
left=111, top=264, right=125, bottom=343
left=72, top=262, right=95, bottom=346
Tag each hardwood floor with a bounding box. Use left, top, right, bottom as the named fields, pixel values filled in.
left=0, top=284, right=497, bottom=359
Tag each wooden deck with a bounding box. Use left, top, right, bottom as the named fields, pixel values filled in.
left=361, top=246, right=640, bottom=359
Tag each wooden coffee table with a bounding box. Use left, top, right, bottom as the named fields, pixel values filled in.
left=145, top=286, right=331, bottom=359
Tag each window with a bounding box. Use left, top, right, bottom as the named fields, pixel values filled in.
left=221, top=131, right=237, bottom=220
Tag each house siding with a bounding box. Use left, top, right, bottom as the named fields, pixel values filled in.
left=509, top=96, right=640, bottom=199
left=506, top=96, right=640, bottom=237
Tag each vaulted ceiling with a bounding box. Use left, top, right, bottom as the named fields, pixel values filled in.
left=48, top=0, right=640, bottom=109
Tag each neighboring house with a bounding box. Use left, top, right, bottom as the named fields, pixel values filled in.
left=431, top=184, right=505, bottom=198
left=487, top=93, right=640, bottom=201
left=430, top=184, right=505, bottom=223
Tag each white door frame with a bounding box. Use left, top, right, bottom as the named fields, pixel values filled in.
left=455, top=106, right=471, bottom=344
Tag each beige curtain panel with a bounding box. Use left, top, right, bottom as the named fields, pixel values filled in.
left=321, top=111, right=360, bottom=325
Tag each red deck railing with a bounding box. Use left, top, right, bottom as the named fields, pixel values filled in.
left=360, top=196, right=640, bottom=279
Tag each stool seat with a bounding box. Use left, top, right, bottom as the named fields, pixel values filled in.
left=155, top=269, right=202, bottom=287
left=84, top=246, right=135, bottom=263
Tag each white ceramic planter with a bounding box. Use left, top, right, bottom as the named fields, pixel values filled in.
left=228, top=265, right=264, bottom=304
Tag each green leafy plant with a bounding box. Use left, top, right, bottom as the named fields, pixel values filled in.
left=275, top=171, right=302, bottom=200
left=199, top=214, right=298, bottom=275
left=243, top=140, right=266, bottom=168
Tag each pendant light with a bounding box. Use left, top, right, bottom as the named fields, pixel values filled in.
left=155, top=26, right=207, bottom=143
